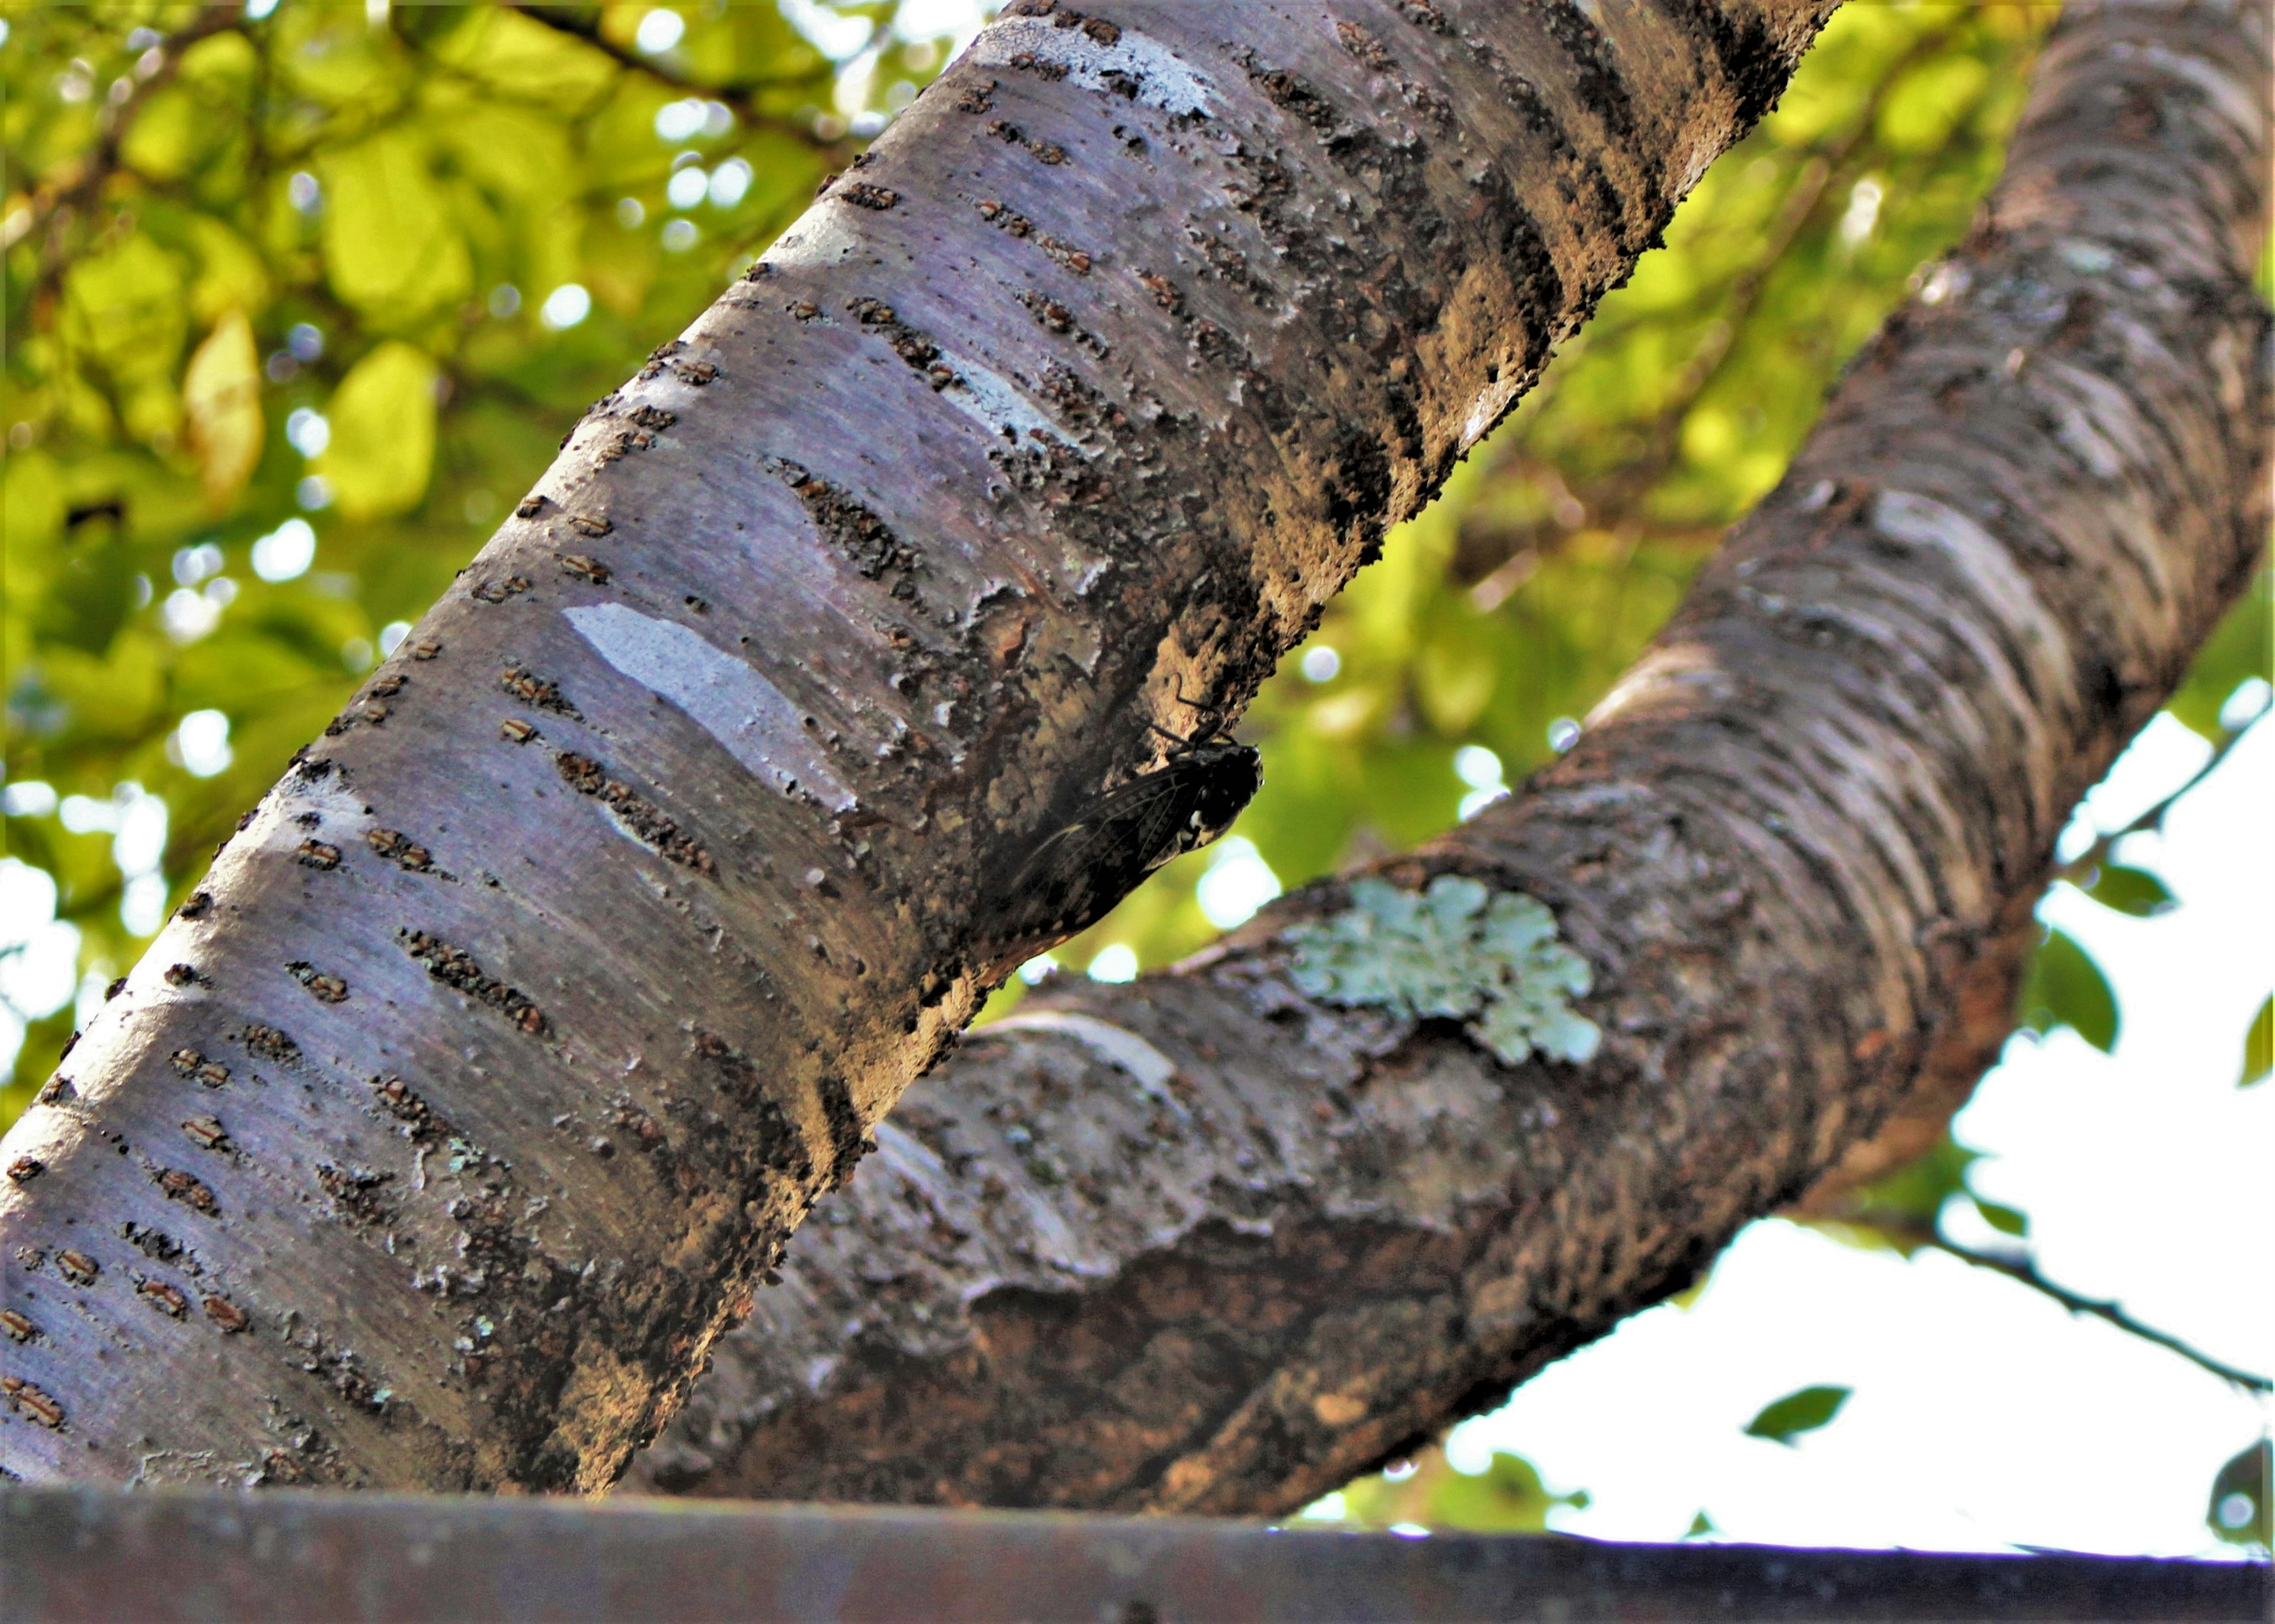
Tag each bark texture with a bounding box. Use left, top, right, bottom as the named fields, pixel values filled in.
left=0, top=3, right=1837, bottom=1490
left=626, top=0, right=2273, bottom=1514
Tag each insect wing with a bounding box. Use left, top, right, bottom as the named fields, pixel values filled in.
left=999, top=743, right=1261, bottom=954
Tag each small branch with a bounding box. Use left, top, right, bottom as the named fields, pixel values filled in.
left=1940, top=1238, right=2273, bottom=1392
left=503, top=5, right=850, bottom=155
left=5, top=5, right=249, bottom=260
left=1849, top=1211, right=2272, bottom=1394
left=2054, top=711, right=2262, bottom=886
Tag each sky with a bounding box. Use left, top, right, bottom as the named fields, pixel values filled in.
left=1393, top=710, right=2273, bottom=1558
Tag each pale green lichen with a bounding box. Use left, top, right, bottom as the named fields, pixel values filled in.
left=1284, top=875, right=1601, bottom=1066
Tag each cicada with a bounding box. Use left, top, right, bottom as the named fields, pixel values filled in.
left=991, top=732, right=1261, bottom=967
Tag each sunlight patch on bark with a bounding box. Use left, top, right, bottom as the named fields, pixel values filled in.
left=969, top=18, right=1217, bottom=117
left=564, top=603, right=856, bottom=810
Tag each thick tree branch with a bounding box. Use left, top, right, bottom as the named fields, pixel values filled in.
left=1513, top=18, right=1966, bottom=563
left=0, top=2, right=1836, bottom=1490
left=627, top=0, right=2271, bottom=1511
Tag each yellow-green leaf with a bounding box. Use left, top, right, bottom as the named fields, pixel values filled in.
left=321, top=130, right=472, bottom=325
left=187, top=217, right=271, bottom=326
left=2017, top=926, right=2120, bottom=1052
left=1334, top=1445, right=1587, bottom=1534
left=177, top=29, right=258, bottom=97
left=2, top=450, right=66, bottom=560
left=183, top=311, right=265, bottom=512
left=317, top=342, right=438, bottom=521
left=2244, top=995, right=2273, bottom=1089
left=62, top=232, right=187, bottom=386
left=117, top=84, right=199, bottom=182
left=426, top=7, right=619, bottom=108
left=432, top=98, right=578, bottom=206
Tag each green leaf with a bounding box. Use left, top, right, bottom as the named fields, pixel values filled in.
left=182, top=310, right=264, bottom=512
left=318, top=342, right=439, bottom=521
left=425, top=7, right=619, bottom=107
left=2243, top=996, right=2273, bottom=1089
left=1837, top=1134, right=1979, bottom=1237
left=2165, top=575, right=2272, bottom=740
left=1743, top=1384, right=1853, bottom=1446
left=1974, top=1199, right=2029, bottom=1238
left=2207, top=1439, right=2270, bottom=1549
left=2017, top=926, right=2120, bottom=1052
left=320, top=129, right=472, bottom=325
left=1337, top=1446, right=1587, bottom=1535
left=1684, top=1511, right=1718, bottom=1539
left=2081, top=864, right=2175, bottom=918
left=60, top=232, right=188, bottom=390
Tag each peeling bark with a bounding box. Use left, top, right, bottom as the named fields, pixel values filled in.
left=0, top=3, right=1837, bottom=1490
left=627, top=0, right=2272, bottom=1514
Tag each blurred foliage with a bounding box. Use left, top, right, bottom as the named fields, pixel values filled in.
left=1310, top=1444, right=1588, bottom=1536
left=2208, top=1439, right=2271, bottom=1551
left=2244, top=996, right=2271, bottom=1089
left=2, top=0, right=963, bottom=1118
left=1809, top=1129, right=2026, bottom=1257
left=1742, top=1384, right=1854, bottom=1446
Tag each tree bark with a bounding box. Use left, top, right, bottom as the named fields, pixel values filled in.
left=0, top=2, right=1838, bottom=1491
left=624, top=0, right=2273, bottom=1514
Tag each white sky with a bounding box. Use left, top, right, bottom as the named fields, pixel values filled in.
left=1436, top=713, right=2273, bottom=1556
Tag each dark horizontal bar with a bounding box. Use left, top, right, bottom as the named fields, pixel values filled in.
left=1, top=1484, right=2264, bottom=1622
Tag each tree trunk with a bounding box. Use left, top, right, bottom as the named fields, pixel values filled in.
left=0, top=2, right=1838, bottom=1491
left=624, top=0, right=2273, bottom=1516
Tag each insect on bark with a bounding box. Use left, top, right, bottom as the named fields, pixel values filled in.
left=991, top=719, right=1261, bottom=971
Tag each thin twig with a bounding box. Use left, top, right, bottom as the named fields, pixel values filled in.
left=2054, top=711, right=2263, bottom=886
left=1848, top=1211, right=2272, bottom=1394
left=1937, top=1238, right=2273, bottom=1392
left=504, top=4, right=850, bottom=155
left=5, top=5, right=249, bottom=261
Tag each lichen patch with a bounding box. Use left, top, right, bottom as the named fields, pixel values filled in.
left=1284, top=875, right=1600, bottom=1065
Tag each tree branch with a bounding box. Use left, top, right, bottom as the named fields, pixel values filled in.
left=1, top=0, right=1844, bottom=1492
left=1850, top=1212, right=2272, bottom=1395
left=5, top=5, right=248, bottom=265
left=502, top=4, right=850, bottom=155
left=2053, top=711, right=2264, bottom=888
left=628, top=0, right=2273, bottom=1511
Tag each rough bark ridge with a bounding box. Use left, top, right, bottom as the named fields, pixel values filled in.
left=0, top=4, right=1836, bottom=1491
left=627, top=0, right=2272, bottom=1514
